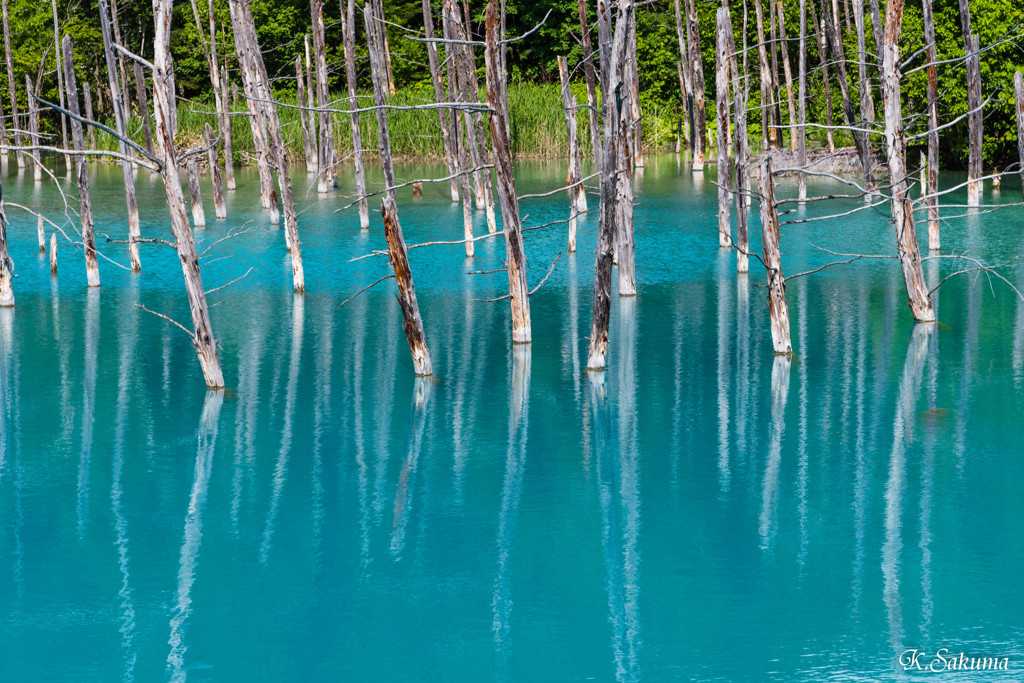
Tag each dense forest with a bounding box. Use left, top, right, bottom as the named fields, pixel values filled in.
left=3, top=0, right=1023, bottom=165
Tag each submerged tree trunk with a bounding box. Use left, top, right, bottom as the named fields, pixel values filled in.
left=797, top=0, right=808, bottom=202
left=1015, top=73, right=1024, bottom=206
left=83, top=81, right=95, bottom=150
left=485, top=0, right=533, bottom=341
left=133, top=62, right=155, bottom=158
left=809, top=2, right=836, bottom=152
left=558, top=56, right=587, bottom=250
left=99, top=0, right=142, bottom=271
left=423, top=0, right=460, bottom=202
left=881, top=0, right=936, bottom=323
left=186, top=156, right=206, bottom=228
left=296, top=57, right=315, bottom=174
left=312, top=0, right=336, bottom=193
left=727, top=10, right=750, bottom=271
left=152, top=0, right=224, bottom=388
left=51, top=0, right=70, bottom=169
left=959, top=0, right=982, bottom=206
left=2, top=0, right=22, bottom=168
left=923, top=0, right=940, bottom=248
left=50, top=233, right=57, bottom=274
left=687, top=0, right=707, bottom=170
left=342, top=0, right=370, bottom=230
left=715, top=8, right=732, bottom=248
left=758, top=157, right=792, bottom=354
left=235, top=23, right=273, bottom=211
left=365, top=2, right=433, bottom=375
left=753, top=0, right=772, bottom=150
left=204, top=123, right=226, bottom=220
left=303, top=35, right=318, bottom=175
left=776, top=0, right=797, bottom=151
left=26, top=76, right=41, bottom=182
left=579, top=0, right=603, bottom=169
left=62, top=39, right=100, bottom=288
left=0, top=179, right=12, bottom=306
left=220, top=65, right=235, bottom=190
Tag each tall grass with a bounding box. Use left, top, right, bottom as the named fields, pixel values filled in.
left=103, top=81, right=676, bottom=164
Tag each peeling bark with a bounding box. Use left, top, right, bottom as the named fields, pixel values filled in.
left=758, top=157, right=792, bottom=354
left=62, top=38, right=100, bottom=288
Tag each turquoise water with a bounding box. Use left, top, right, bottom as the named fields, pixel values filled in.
left=1, top=155, right=1023, bottom=681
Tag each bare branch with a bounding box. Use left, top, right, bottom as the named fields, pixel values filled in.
left=337, top=274, right=395, bottom=308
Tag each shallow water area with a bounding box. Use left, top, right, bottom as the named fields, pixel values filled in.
left=1, top=154, right=1023, bottom=681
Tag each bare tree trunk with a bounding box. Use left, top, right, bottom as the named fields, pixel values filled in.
left=186, top=156, right=206, bottom=228
left=580, top=0, right=603, bottom=169
left=2, top=0, right=22, bottom=167
left=809, top=2, right=836, bottom=152
left=51, top=0, right=70, bottom=169
left=152, top=0, right=224, bottom=388
left=83, top=81, right=95, bottom=150
left=587, top=0, right=632, bottom=370
left=615, top=85, right=637, bottom=296
left=558, top=56, right=587, bottom=245
left=312, top=0, right=336, bottom=193
left=881, top=0, right=936, bottom=323
left=758, top=157, right=792, bottom=353
left=204, top=123, right=226, bottom=219
left=50, top=233, right=57, bottom=273
left=485, top=0, right=533, bottom=341
left=768, top=1, right=783, bottom=147
left=220, top=65, right=235, bottom=189
left=797, top=0, right=807, bottom=202
left=458, top=17, right=497, bottom=233
left=753, top=0, right=772, bottom=150
left=99, top=0, right=142, bottom=270
left=365, top=3, right=433, bottom=375
left=626, top=10, right=643, bottom=168
left=343, top=0, right=370, bottom=229
left=687, top=0, right=707, bottom=170
left=923, top=0, right=940, bottom=248
left=296, top=57, right=315, bottom=174
left=422, top=0, right=460, bottom=202
left=37, top=214, right=44, bottom=251
left=0, top=180, right=12, bottom=305
left=715, top=8, right=733, bottom=248
left=302, top=36, right=318, bottom=175
left=61, top=37, right=100, bottom=287
left=446, top=0, right=485, bottom=211
left=232, top=0, right=305, bottom=291
left=442, top=3, right=475, bottom=252
left=727, top=9, right=750, bottom=271
left=776, top=0, right=797, bottom=151
left=959, top=0, right=982, bottom=206
left=133, top=62, right=155, bottom=158
left=26, top=76, right=41, bottom=182
left=1015, top=73, right=1024, bottom=206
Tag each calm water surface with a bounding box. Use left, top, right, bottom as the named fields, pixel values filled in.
left=1, top=155, right=1023, bottom=681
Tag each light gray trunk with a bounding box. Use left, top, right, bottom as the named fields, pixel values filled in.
left=923, top=0, right=940, bottom=248
left=220, top=65, right=235, bottom=189
left=133, top=62, right=155, bottom=158
left=558, top=55, right=587, bottom=253
left=715, top=9, right=733, bottom=248
left=51, top=0, right=70, bottom=169
left=758, top=157, right=792, bottom=354
left=775, top=0, right=797, bottom=151
left=422, top=0, right=460, bottom=201
left=62, top=38, right=100, bottom=287
left=580, top=0, right=603, bottom=169
left=312, top=0, right=336, bottom=193
left=26, top=76, right=41, bottom=182
left=0, top=178, right=12, bottom=305
left=959, top=0, right=982, bottom=206
left=204, top=123, right=226, bottom=219
left=343, top=0, right=370, bottom=229
left=2, top=0, right=22, bottom=167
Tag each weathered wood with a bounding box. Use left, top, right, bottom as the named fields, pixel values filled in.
left=455, top=9, right=497, bottom=233
left=959, top=0, right=982, bottom=206
left=342, top=0, right=370, bottom=229
left=881, top=0, right=936, bottom=323
left=186, top=156, right=206, bottom=228
left=726, top=9, right=750, bottom=271
left=776, top=0, right=797, bottom=151
left=83, top=81, right=95, bottom=150
left=1014, top=72, right=1024, bottom=206
left=188, top=0, right=232, bottom=193
left=422, top=0, right=460, bottom=202
left=768, top=0, right=783, bottom=147
left=204, top=123, right=226, bottom=219
left=26, top=76, right=41, bottom=182
left=809, top=2, right=836, bottom=152
left=0, top=84, right=6, bottom=157
left=50, top=233, right=57, bottom=274
left=51, top=0, right=70, bottom=169
left=152, top=0, right=224, bottom=388
left=587, top=0, right=631, bottom=369
left=753, top=0, right=772, bottom=150
left=366, top=3, right=433, bottom=375
left=445, top=0, right=485, bottom=211
left=296, top=57, right=315, bottom=173
left=442, top=1, right=476, bottom=253
left=219, top=65, right=235, bottom=190
left=615, top=85, right=637, bottom=296
left=62, top=38, right=100, bottom=288
left=312, top=0, right=335, bottom=193
left=303, top=35, right=318, bottom=174
left=0, top=178, right=12, bottom=305
left=715, top=8, right=732, bottom=248
left=579, top=0, right=603, bottom=169
left=758, top=157, right=792, bottom=354
left=1, top=0, right=22, bottom=167
left=37, top=214, right=44, bottom=251
left=558, top=56, right=587, bottom=236
left=99, top=0, right=142, bottom=270
left=687, top=0, right=707, bottom=170
left=626, top=9, right=643, bottom=167
left=232, top=2, right=273, bottom=212
left=797, top=0, right=807, bottom=202
left=231, top=0, right=305, bottom=291
left=485, top=0, right=533, bottom=339
left=133, top=62, right=155, bottom=158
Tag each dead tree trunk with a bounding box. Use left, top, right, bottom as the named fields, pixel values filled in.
left=758, top=157, right=792, bottom=354
left=776, top=0, right=797, bottom=151
left=459, top=20, right=497, bottom=233
left=485, top=0, right=533, bottom=340
left=445, top=0, right=485, bottom=212
left=235, top=36, right=273, bottom=211
left=186, top=156, right=205, bottom=228
left=220, top=65, right=235, bottom=189
left=51, top=0, right=70, bottom=170
left=62, top=37, right=100, bottom=287
left=296, top=57, right=315, bottom=173
left=0, top=180, right=12, bottom=305
left=204, top=123, right=225, bottom=219
left=626, top=10, right=643, bottom=168
left=923, top=0, right=940, bottom=248
left=232, top=0, right=305, bottom=291
left=312, top=0, right=335, bottom=194
left=1015, top=73, right=1024, bottom=206
left=809, top=2, right=836, bottom=152
left=959, top=0, right=982, bottom=206
left=133, top=62, right=155, bottom=158
left=26, top=76, right=41, bottom=182
left=715, top=8, right=733, bottom=248
left=587, top=0, right=631, bottom=370
left=753, top=0, right=772, bottom=150
left=881, top=0, right=936, bottom=323
left=1, top=0, right=22, bottom=167
left=365, top=3, right=433, bottom=375
left=99, top=0, right=142, bottom=270
left=768, top=2, right=783, bottom=147
left=37, top=214, right=44, bottom=251
left=687, top=0, right=707, bottom=170
left=343, top=0, right=370, bottom=229
left=558, top=56, right=587, bottom=228
left=579, top=0, right=603, bottom=169
left=442, top=5, right=475, bottom=253
left=423, top=0, right=461, bottom=202
left=727, top=10, right=750, bottom=270
left=50, top=233, right=57, bottom=273
left=673, top=0, right=693, bottom=152
left=797, top=0, right=807, bottom=202
left=152, top=0, right=225, bottom=388
left=83, top=81, right=95, bottom=150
